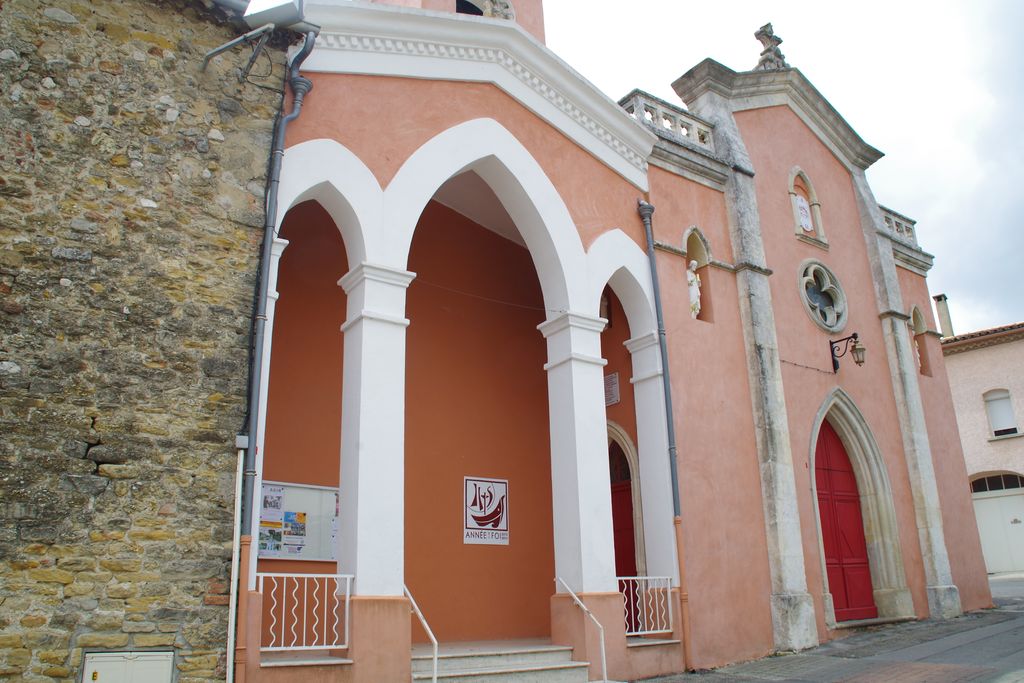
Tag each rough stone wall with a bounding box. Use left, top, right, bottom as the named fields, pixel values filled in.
left=0, top=1, right=285, bottom=679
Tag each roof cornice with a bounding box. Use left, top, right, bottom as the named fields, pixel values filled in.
left=672, top=59, right=883, bottom=171
left=941, top=322, right=1024, bottom=355
left=302, top=1, right=656, bottom=189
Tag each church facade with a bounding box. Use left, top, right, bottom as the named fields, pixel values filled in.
left=0, top=0, right=991, bottom=681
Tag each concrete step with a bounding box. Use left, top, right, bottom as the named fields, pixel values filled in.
left=260, top=650, right=352, bottom=668
left=412, top=643, right=574, bottom=673
left=411, top=661, right=590, bottom=683
left=411, top=641, right=589, bottom=682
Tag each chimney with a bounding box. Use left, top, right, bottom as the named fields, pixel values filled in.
left=933, top=294, right=954, bottom=337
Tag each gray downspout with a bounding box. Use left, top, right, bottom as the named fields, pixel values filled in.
left=637, top=200, right=681, bottom=517
left=240, top=32, right=316, bottom=539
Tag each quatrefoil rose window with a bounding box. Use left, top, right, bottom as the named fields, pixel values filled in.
left=799, top=261, right=847, bottom=332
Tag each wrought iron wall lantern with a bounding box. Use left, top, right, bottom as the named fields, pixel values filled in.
left=829, top=332, right=865, bottom=373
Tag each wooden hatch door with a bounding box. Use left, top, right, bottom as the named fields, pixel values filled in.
left=816, top=421, right=878, bottom=622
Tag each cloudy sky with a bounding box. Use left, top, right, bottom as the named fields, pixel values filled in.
left=545, top=0, right=1024, bottom=335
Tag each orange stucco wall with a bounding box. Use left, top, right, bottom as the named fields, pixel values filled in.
left=736, top=106, right=931, bottom=631
left=736, top=104, right=991, bottom=629
left=645, top=165, right=776, bottom=667
left=404, top=201, right=554, bottom=642
left=898, top=268, right=991, bottom=611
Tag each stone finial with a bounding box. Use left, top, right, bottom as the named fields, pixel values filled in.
left=753, top=23, right=789, bottom=71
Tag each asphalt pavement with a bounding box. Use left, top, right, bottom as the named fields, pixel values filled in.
left=642, top=574, right=1024, bottom=683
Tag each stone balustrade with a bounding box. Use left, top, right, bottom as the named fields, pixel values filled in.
left=880, top=205, right=918, bottom=246
left=619, top=89, right=715, bottom=152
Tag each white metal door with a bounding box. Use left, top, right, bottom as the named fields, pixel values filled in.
left=972, top=489, right=1024, bottom=574
left=82, top=651, right=174, bottom=683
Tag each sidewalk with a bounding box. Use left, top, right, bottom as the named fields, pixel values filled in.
left=644, top=604, right=1024, bottom=682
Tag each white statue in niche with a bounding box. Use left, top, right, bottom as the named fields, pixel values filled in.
left=687, top=260, right=701, bottom=319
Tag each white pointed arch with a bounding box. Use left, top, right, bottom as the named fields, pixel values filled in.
left=809, top=387, right=913, bottom=626
left=587, top=229, right=677, bottom=581
left=383, top=118, right=586, bottom=314
left=277, top=137, right=383, bottom=268
left=586, top=229, right=656, bottom=337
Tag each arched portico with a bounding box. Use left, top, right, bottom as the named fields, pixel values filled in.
left=809, top=389, right=914, bottom=626
left=261, top=119, right=637, bottom=609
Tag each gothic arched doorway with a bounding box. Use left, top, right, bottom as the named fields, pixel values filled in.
left=815, top=420, right=878, bottom=622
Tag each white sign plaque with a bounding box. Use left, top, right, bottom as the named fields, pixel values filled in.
left=464, top=477, right=509, bottom=545
left=604, top=372, right=620, bottom=407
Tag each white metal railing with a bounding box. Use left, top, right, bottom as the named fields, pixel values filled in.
left=257, top=573, right=352, bottom=652
left=405, top=585, right=437, bottom=683
left=617, top=576, right=674, bottom=636
left=556, top=577, right=608, bottom=683
left=620, top=89, right=715, bottom=152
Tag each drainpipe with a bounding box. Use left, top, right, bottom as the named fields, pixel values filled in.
left=228, top=31, right=315, bottom=680
left=638, top=199, right=692, bottom=669
left=637, top=200, right=680, bottom=516
left=240, top=30, right=316, bottom=550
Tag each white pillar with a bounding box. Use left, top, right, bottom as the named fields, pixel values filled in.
left=337, top=262, right=416, bottom=597
left=626, top=332, right=679, bottom=582
left=539, top=312, right=617, bottom=593
left=248, top=237, right=289, bottom=590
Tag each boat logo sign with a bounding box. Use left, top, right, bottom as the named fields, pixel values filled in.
left=464, top=477, right=509, bottom=545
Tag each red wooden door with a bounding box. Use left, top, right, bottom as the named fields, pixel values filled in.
left=611, top=482, right=637, bottom=577
left=815, top=421, right=878, bottom=622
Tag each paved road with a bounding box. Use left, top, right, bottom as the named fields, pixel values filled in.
left=643, top=575, right=1024, bottom=682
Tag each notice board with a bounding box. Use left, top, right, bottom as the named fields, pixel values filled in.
left=258, top=481, right=338, bottom=561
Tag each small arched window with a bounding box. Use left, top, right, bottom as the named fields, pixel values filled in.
left=909, top=307, right=931, bottom=376
left=984, top=389, right=1018, bottom=438
left=789, top=167, right=826, bottom=247
left=684, top=227, right=713, bottom=323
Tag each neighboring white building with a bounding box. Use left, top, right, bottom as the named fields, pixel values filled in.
left=942, top=318, right=1024, bottom=574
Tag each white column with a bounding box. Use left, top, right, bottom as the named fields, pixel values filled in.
left=539, top=312, right=617, bottom=593
left=625, top=332, right=679, bottom=582
left=337, top=262, right=415, bottom=597
left=248, top=237, right=289, bottom=590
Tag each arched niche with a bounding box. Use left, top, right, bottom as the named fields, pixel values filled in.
left=809, top=388, right=914, bottom=627
left=909, top=306, right=932, bottom=377
left=683, top=226, right=712, bottom=322
left=789, top=166, right=826, bottom=247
